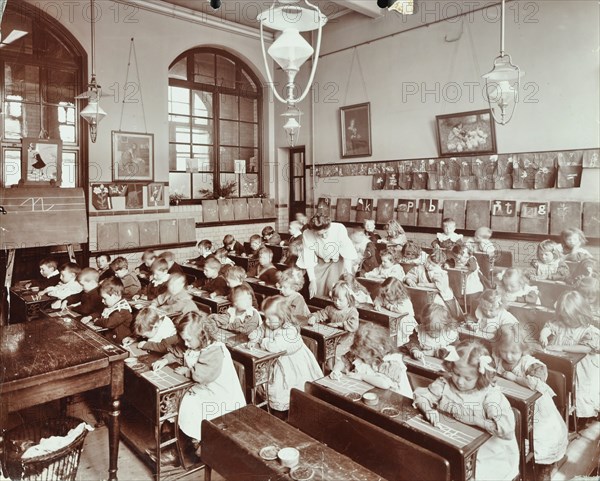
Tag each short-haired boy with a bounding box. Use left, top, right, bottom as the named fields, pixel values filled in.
left=139, top=258, right=170, bottom=300
left=38, top=257, right=60, bottom=290
left=96, top=254, right=113, bottom=281
left=70, top=268, right=103, bottom=317
left=90, top=277, right=133, bottom=344
left=188, top=240, right=213, bottom=269
left=261, top=226, right=282, bottom=246
left=136, top=250, right=156, bottom=287
left=159, top=251, right=184, bottom=275
left=129, top=307, right=178, bottom=353
left=223, top=234, right=245, bottom=256
left=152, top=271, right=200, bottom=318
left=248, top=247, right=280, bottom=286
left=200, top=257, right=230, bottom=297
left=42, top=262, right=83, bottom=310
left=110, top=257, right=141, bottom=298
left=245, top=234, right=263, bottom=259
left=224, top=265, right=258, bottom=308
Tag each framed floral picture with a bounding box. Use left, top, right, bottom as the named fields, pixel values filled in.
left=112, top=131, right=154, bottom=181
left=340, top=102, right=372, bottom=158
left=435, top=109, right=497, bottom=157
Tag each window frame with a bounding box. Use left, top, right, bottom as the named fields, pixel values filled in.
left=168, top=47, right=263, bottom=204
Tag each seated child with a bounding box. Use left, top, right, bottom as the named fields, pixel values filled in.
left=201, top=257, right=230, bottom=297
left=211, top=284, right=262, bottom=341
left=575, top=276, right=600, bottom=318
left=251, top=296, right=323, bottom=413
left=285, top=221, right=303, bottom=244
left=540, top=291, right=600, bottom=425
left=364, top=249, right=404, bottom=281
left=151, top=312, right=246, bottom=445
left=467, top=289, right=519, bottom=340
left=70, top=268, right=103, bottom=317
left=405, top=303, right=459, bottom=359
left=159, top=251, right=184, bottom=275
left=373, top=277, right=418, bottom=346
left=432, top=217, right=463, bottom=250
left=444, top=244, right=486, bottom=309
left=363, top=219, right=381, bottom=244
left=295, top=212, right=308, bottom=229
left=152, top=272, right=200, bottom=318
left=223, top=234, right=245, bottom=257
left=414, top=340, right=519, bottom=481
left=569, top=257, right=599, bottom=285
left=110, top=257, right=141, bottom=299
left=214, top=248, right=235, bottom=267
left=139, top=258, right=170, bottom=301
left=135, top=249, right=156, bottom=287
left=281, top=235, right=302, bottom=267
left=262, top=225, right=282, bottom=246
left=308, top=281, right=359, bottom=367
left=492, top=324, right=568, bottom=475
left=245, top=234, right=263, bottom=259
left=188, top=240, right=213, bottom=269
left=467, top=227, right=496, bottom=258
left=42, top=262, right=83, bottom=310
left=38, top=257, right=60, bottom=290
left=87, top=277, right=133, bottom=344
left=397, top=241, right=428, bottom=265
left=379, top=220, right=407, bottom=261
left=96, top=254, right=113, bottom=281
left=496, top=268, right=540, bottom=305
left=278, top=267, right=311, bottom=318
left=224, top=266, right=258, bottom=309
left=560, top=228, right=592, bottom=262
left=131, top=307, right=178, bottom=353
left=332, top=323, right=412, bottom=398
left=248, top=247, right=280, bottom=286
left=339, top=273, right=373, bottom=305
left=351, top=229, right=379, bottom=275
left=526, top=240, right=570, bottom=281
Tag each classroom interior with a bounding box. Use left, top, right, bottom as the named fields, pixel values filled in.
left=0, top=0, right=599, bottom=480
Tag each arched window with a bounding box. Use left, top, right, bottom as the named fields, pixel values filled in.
left=168, top=48, right=262, bottom=201
left=0, top=2, right=87, bottom=188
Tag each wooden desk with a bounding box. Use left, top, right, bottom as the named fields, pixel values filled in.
left=9, top=285, right=52, bottom=323
left=403, top=354, right=541, bottom=474
left=296, top=317, right=347, bottom=372
left=181, top=263, right=206, bottom=287
left=201, top=405, right=383, bottom=481
left=0, top=318, right=127, bottom=481
left=214, top=328, right=283, bottom=406
left=229, top=254, right=259, bottom=272
left=306, top=376, right=490, bottom=481
left=531, top=280, right=572, bottom=308
left=245, top=277, right=280, bottom=297
left=507, top=302, right=555, bottom=342
left=189, top=289, right=231, bottom=314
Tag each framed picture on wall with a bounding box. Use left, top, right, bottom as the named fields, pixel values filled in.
left=340, top=102, right=372, bottom=158
left=21, top=138, right=62, bottom=186
left=112, top=131, right=154, bottom=181
left=435, top=109, right=497, bottom=157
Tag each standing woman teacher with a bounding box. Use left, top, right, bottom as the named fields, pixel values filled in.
left=297, top=214, right=358, bottom=298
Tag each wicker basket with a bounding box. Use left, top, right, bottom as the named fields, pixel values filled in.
left=2, top=417, right=89, bottom=481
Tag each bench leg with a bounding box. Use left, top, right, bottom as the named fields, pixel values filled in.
left=204, top=466, right=212, bottom=481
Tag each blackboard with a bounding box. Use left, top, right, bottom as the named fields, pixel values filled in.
left=376, top=199, right=394, bottom=224
left=139, top=221, right=159, bottom=246
left=118, top=222, right=139, bottom=249
left=583, top=202, right=600, bottom=238
left=178, top=218, right=197, bottom=243
left=397, top=199, right=417, bottom=226
left=550, top=201, right=582, bottom=235
left=160, top=219, right=179, bottom=244
left=490, top=200, right=518, bottom=233
left=0, top=188, right=88, bottom=249
left=218, top=199, right=234, bottom=222
left=335, top=198, right=352, bottom=222
left=97, top=223, right=119, bottom=251
left=465, top=201, right=490, bottom=230
left=233, top=199, right=248, bottom=220
left=443, top=200, right=466, bottom=229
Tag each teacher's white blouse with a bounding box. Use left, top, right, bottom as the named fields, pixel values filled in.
left=297, top=222, right=358, bottom=270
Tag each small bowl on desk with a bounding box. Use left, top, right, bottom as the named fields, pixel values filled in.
left=290, top=466, right=314, bottom=481
left=30, top=286, right=40, bottom=293
left=362, top=392, right=379, bottom=406
left=277, top=447, right=299, bottom=468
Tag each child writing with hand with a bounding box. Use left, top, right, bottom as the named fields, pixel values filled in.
left=364, top=249, right=404, bottom=281
left=128, top=307, right=178, bottom=354
left=405, top=303, right=459, bottom=360
left=492, top=324, right=568, bottom=479
left=278, top=267, right=311, bottom=318
left=85, top=277, right=133, bottom=344
left=262, top=226, right=282, bottom=246
left=152, top=271, right=200, bottom=318
left=224, top=266, right=258, bottom=309
left=252, top=296, right=323, bottom=414
left=247, top=247, right=280, bottom=286
left=211, top=284, right=262, bottom=342
left=223, top=234, right=245, bottom=257
left=110, top=257, right=141, bottom=299
left=338, top=273, right=373, bottom=306
left=540, top=290, right=600, bottom=426
left=332, top=322, right=413, bottom=398
left=137, top=258, right=170, bottom=301
left=413, top=340, right=519, bottom=481
left=496, top=268, right=540, bottom=305
left=467, top=289, right=519, bottom=340
left=373, top=277, right=417, bottom=347
left=526, top=240, right=570, bottom=281
left=42, top=262, right=83, bottom=310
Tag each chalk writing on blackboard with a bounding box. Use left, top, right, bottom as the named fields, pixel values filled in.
left=492, top=200, right=516, bottom=217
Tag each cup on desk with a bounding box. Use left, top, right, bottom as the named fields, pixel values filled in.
left=278, top=447, right=299, bottom=468
left=30, top=286, right=39, bottom=293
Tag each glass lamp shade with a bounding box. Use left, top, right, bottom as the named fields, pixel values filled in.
left=80, top=100, right=107, bottom=143
left=282, top=106, right=302, bottom=147
left=268, top=29, right=314, bottom=71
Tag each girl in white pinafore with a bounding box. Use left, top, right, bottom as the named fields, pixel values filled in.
left=153, top=312, right=246, bottom=442
left=493, top=324, right=568, bottom=475
left=413, top=340, right=519, bottom=481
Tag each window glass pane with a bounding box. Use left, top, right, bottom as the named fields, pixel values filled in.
left=193, top=173, right=214, bottom=199
left=219, top=120, right=238, bottom=146
left=169, top=57, right=187, bottom=80
left=3, top=149, right=21, bottom=187
left=193, top=91, right=212, bottom=117
left=169, top=144, right=191, bottom=171
left=239, top=122, right=257, bottom=147
left=219, top=147, right=238, bottom=173
left=169, top=115, right=191, bottom=143
left=61, top=152, right=77, bottom=188
left=194, top=53, right=215, bottom=85
left=168, top=87, right=190, bottom=115
left=192, top=117, right=213, bottom=144
left=47, top=105, right=76, bottom=143
left=219, top=173, right=239, bottom=198
left=240, top=173, right=258, bottom=197
left=293, top=178, right=304, bottom=202
left=292, top=152, right=304, bottom=176
left=191, top=145, right=213, bottom=170
left=219, top=94, right=239, bottom=121
left=5, top=63, right=39, bottom=102
left=46, top=70, right=76, bottom=104
left=240, top=69, right=258, bottom=94
left=239, top=97, right=257, bottom=123
left=169, top=172, right=192, bottom=199
left=216, top=56, right=236, bottom=89
left=240, top=148, right=259, bottom=173
left=4, top=102, right=41, bottom=138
